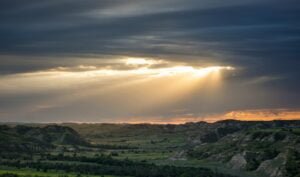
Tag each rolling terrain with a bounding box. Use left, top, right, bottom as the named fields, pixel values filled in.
left=0, top=120, right=299, bottom=177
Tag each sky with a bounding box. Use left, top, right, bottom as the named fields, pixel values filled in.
left=0, top=0, right=300, bottom=123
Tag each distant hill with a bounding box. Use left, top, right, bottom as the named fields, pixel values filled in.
left=0, top=125, right=89, bottom=152
left=64, top=120, right=300, bottom=177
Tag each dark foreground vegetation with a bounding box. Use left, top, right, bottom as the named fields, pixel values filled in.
left=1, top=120, right=300, bottom=177
left=0, top=153, right=234, bottom=177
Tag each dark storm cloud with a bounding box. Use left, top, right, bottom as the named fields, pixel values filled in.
left=1, top=0, right=299, bottom=83
left=0, top=0, right=299, bottom=60
left=0, top=0, right=300, bottom=122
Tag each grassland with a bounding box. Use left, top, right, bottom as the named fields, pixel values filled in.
left=0, top=168, right=122, bottom=177
left=1, top=120, right=299, bottom=177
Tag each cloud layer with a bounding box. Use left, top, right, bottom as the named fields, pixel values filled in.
left=0, top=0, right=299, bottom=122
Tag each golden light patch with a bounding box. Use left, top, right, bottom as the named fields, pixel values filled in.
left=222, top=109, right=300, bottom=121
left=124, top=57, right=162, bottom=65
left=146, top=109, right=300, bottom=124
left=0, top=57, right=235, bottom=119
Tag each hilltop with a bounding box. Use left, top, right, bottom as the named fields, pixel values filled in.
left=0, top=125, right=88, bottom=152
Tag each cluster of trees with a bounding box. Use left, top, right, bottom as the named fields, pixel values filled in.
left=0, top=174, right=19, bottom=177
left=89, top=143, right=137, bottom=150
left=0, top=173, right=70, bottom=177
left=0, top=154, right=236, bottom=177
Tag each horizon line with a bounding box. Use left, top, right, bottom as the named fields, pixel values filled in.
left=1, top=118, right=300, bottom=126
